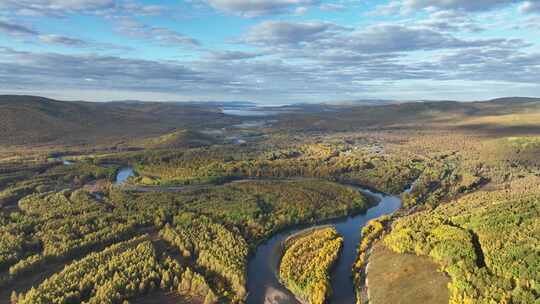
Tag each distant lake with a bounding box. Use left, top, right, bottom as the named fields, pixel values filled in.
left=223, top=108, right=276, bottom=117
left=222, top=105, right=289, bottom=117
left=232, top=120, right=275, bottom=129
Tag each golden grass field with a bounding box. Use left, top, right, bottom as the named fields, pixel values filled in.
left=367, top=243, right=450, bottom=304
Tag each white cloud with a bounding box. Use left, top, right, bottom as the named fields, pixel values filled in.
left=38, top=34, right=89, bottom=46
left=1, top=0, right=539, bottom=102
left=243, top=21, right=348, bottom=46
left=320, top=3, right=346, bottom=11
left=376, top=0, right=523, bottom=14
left=0, top=0, right=163, bottom=17
left=519, top=1, right=540, bottom=13
left=0, top=20, right=38, bottom=36
left=1, top=38, right=540, bottom=103
left=205, top=0, right=319, bottom=17
left=207, top=50, right=264, bottom=60
left=114, top=17, right=200, bottom=47
left=242, top=20, right=518, bottom=53
left=0, top=0, right=114, bottom=16
left=0, top=20, right=95, bottom=47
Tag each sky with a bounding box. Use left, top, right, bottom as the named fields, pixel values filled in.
left=0, top=0, right=540, bottom=103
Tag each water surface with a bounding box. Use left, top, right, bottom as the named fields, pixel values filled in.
left=246, top=187, right=403, bottom=304
left=232, top=120, right=272, bottom=128
left=223, top=108, right=277, bottom=117
left=112, top=166, right=408, bottom=303
left=115, top=167, right=135, bottom=185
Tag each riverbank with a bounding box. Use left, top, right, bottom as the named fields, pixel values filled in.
left=247, top=185, right=403, bottom=304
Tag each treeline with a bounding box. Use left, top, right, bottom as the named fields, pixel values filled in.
left=351, top=216, right=392, bottom=304
left=279, top=227, right=342, bottom=304
left=0, top=162, right=53, bottom=189
left=0, top=212, right=38, bottom=275
left=0, top=162, right=53, bottom=206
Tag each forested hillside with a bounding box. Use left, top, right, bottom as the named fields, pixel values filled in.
left=384, top=180, right=540, bottom=304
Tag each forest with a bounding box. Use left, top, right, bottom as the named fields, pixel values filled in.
left=0, top=96, right=539, bottom=303
left=279, top=227, right=343, bottom=304
left=383, top=179, right=540, bottom=304
left=132, top=142, right=420, bottom=194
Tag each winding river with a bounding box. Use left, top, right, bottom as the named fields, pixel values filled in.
left=112, top=168, right=408, bottom=304
left=246, top=187, right=407, bottom=304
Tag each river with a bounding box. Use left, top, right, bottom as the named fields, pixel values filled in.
left=114, top=167, right=135, bottom=185
left=246, top=187, right=406, bottom=304
left=111, top=168, right=407, bottom=303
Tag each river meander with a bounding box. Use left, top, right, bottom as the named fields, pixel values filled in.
left=112, top=167, right=408, bottom=304
left=246, top=187, right=405, bottom=304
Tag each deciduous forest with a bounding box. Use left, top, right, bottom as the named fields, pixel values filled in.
left=0, top=96, right=539, bottom=304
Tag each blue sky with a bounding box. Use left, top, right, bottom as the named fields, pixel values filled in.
left=0, top=0, right=539, bottom=103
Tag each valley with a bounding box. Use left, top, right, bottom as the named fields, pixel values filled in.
left=0, top=95, right=539, bottom=304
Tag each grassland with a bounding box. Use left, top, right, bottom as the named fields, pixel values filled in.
left=366, top=243, right=450, bottom=304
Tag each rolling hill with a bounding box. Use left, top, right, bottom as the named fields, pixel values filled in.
left=277, top=97, right=540, bottom=133
left=0, top=95, right=237, bottom=146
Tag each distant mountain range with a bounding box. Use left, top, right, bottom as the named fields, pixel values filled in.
left=95, top=96, right=540, bottom=108
left=485, top=97, right=540, bottom=104
left=109, top=100, right=257, bottom=108
left=322, top=97, right=540, bottom=106
left=1, top=95, right=539, bottom=146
